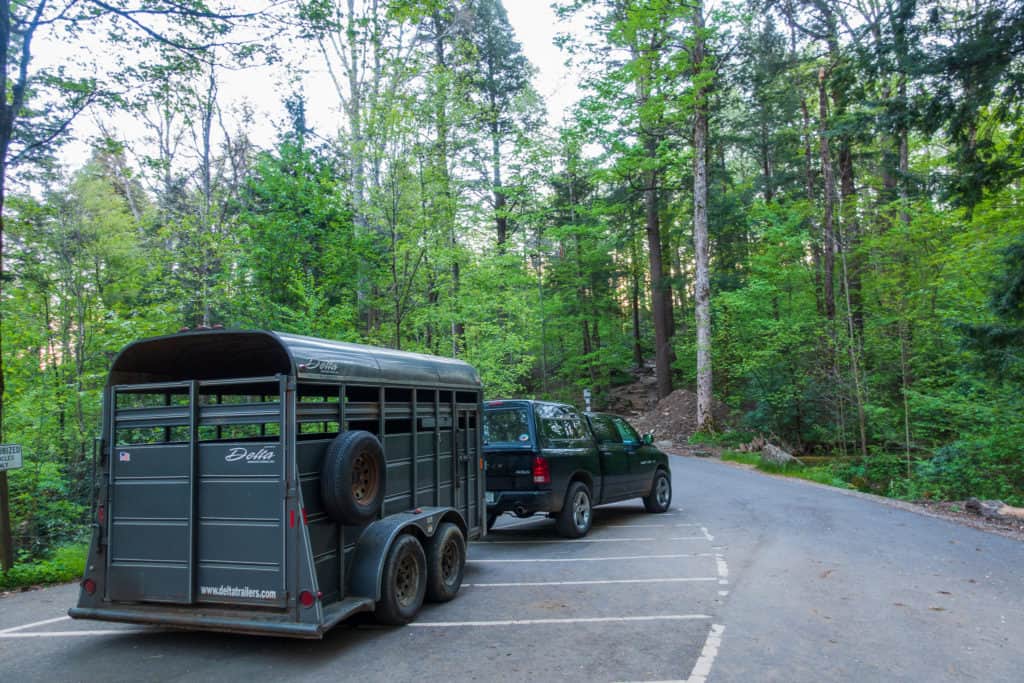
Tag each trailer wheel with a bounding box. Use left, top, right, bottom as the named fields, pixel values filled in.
left=425, top=523, right=466, bottom=603
left=375, top=534, right=427, bottom=625
left=321, top=430, right=385, bottom=526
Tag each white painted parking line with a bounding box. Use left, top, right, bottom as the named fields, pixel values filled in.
left=469, top=553, right=714, bottom=564
left=0, top=616, right=70, bottom=634
left=675, top=523, right=703, bottom=527
left=620, top=624, right=726, bottom=683
left=668, top=536, right=707, bottom=541
left=410, top=614, right=711, bottom=628
left=464, top=577, right=718, bottom=587
left=700, top=527, right=714, bottom=542
left=686, top=624, right=726, bottom=683
left=715, top=553, right=729, bottom=585
left=484, top=536, right=657, bottom=544
left=604, top=523, right=668, bottom=528
left=0, top=629, right=150, bottom=639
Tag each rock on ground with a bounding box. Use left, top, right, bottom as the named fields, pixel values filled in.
left=761, top=443, right=798, bottom=466
left=965, top=497, right=1005, bottom=518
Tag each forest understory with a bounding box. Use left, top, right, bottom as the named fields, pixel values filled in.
left=2, top=0, right=1023, bottom=582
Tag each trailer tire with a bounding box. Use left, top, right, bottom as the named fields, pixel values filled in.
left=375, top=534, right=427, bottom=625
left=321, top=430, right=385, bottom=526
left=425, top=523, right=465, bottom=603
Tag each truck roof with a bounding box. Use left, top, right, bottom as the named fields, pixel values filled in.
left=108, top=329, right=482, bottom=389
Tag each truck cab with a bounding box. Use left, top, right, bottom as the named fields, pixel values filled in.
left=483, top=400, right=672, bottom=537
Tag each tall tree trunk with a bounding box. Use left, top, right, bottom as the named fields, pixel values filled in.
left=429, top=14, right=463, bottom=354
left=644, top=149, right=673, bottom=399
left=840, top=248, right=868, bottom=457
left=197, top=65, right=217, bottom=327
left=693, top=0, right=713, bottom=431
left=660, top=224, right=675, bottom=363
left=760, top=117, right=774, bottom=203
left=817, top=67, right=836, bottom=322
left=899, top=318, right=912, bottom=475
left=631, top=262, right=643, bottom=370
left=492, top=124, right=507, bottom=251
left=837, top=142, right=861, bottom=337
left=897, top=75, right=910, bottom=225
left=673, top=248, right=688, bottom=338
left=801, top=97, right=824, bottom=317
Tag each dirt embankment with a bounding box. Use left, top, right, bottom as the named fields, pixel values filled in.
left=604, top=369, right=730, bottom=446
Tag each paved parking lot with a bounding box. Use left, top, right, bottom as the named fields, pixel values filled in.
left=5, top=454, right=1024, bottom=682
left=0, top=461, right=726, bottom=682
left=414, top=505, right=727, bottom=681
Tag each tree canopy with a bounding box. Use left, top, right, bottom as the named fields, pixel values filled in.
left=2, top=0, right=1023, bottom=570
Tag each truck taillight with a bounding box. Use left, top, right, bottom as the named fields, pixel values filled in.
left=82, top=578, right=96, bottom=595
left=97, top=505, right=105, bottom=525
left=532, top=456, right=550, bottom=485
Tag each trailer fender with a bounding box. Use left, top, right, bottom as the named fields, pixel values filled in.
left=348, top=507, right=466, bottom=602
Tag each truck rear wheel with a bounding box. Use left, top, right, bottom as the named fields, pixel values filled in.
left=556, top=481, right=592, bottom=538
left=375, top=534, right=427, bottom=625
left=425, top=523, right=465, bottom=603
left=321, top=430, right=386, bottom=525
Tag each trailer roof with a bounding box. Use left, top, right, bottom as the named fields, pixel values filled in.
left=109, top=329, right=482, bottom=390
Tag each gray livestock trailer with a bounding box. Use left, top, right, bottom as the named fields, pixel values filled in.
left=69, top=329, right=484, bottom=638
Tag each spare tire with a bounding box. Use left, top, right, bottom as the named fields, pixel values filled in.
left=321, top=430, right=386, bottom=525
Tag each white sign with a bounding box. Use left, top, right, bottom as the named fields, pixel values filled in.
left=582, top=388, right=592, bottom=411
left=0, top=444, right=23, bottom=472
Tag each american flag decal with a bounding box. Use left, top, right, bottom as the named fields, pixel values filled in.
left=119, top=451, right=131, bottom=462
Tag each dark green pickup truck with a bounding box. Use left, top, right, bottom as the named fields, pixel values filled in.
left=483, top=399, right=672, bottom=538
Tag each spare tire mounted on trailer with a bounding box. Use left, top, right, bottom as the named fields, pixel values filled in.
left=321, top=430, right=386, bottom=525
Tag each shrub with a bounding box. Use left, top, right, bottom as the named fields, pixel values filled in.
left=689, top=430, right=757, bottom=448
left=0, top=542, right=88, bottom=591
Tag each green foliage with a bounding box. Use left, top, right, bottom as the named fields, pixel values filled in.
left=8, top=463, right=88, bottom=561
left=689, top=430, right=756, bottom=448
left=0, top=542, right=89, bottom=591
left=238, top=138, right=359, bottom=338
left=722, top=451, right=855, bottom=489
left=720, top=451, right=760, bottom=466
left=5, top=0, right=1024, bottom=565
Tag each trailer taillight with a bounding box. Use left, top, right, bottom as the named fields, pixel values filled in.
left=532, top=456, right=550, bottom=485
left=82, top=578, right=96, bottom=595
left=299, top=590, right=316, bottom=608
left=97, top=505, right=105, bottom=525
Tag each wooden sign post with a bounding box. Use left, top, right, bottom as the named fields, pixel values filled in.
left=0, top=444, right=23, bottom=571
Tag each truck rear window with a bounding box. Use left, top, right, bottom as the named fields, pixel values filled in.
left=484, top=408, right=532, bottom=445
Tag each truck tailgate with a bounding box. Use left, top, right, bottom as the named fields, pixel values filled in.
left=484, top=449, right=538, bottom=490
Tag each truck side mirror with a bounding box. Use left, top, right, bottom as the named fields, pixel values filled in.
left=642, top=433, right=653, bottom=445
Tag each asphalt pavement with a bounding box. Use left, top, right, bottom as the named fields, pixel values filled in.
left=1, top=455, right=1022, bottom=682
